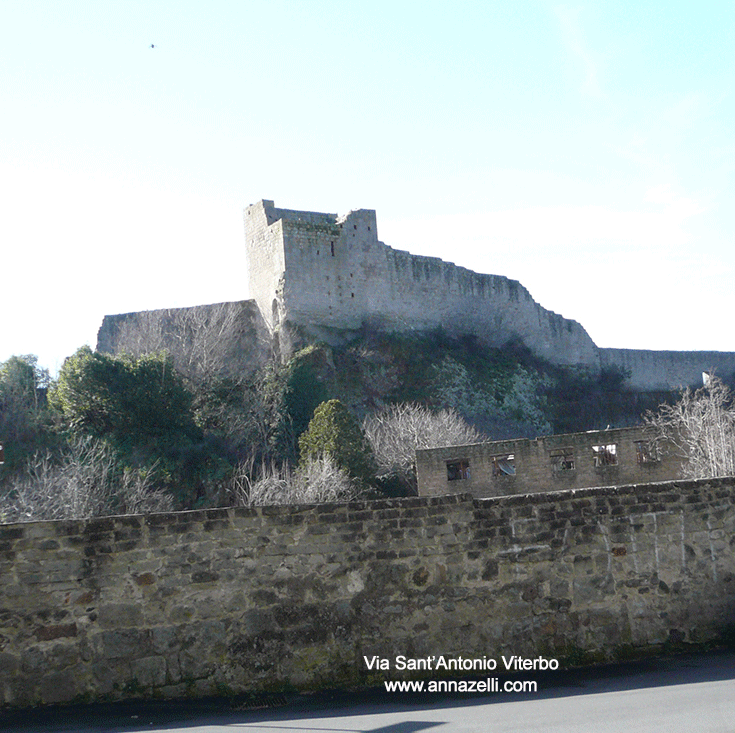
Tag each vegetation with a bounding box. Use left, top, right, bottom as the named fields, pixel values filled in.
left=2, top=435, right=172, bottom=523
left=0, top=355, right=53, bottom=471
left=646, top=376, right=735, bottom=479
left=363, top=402, right=486, bottom=494
left=49, top=346, right=198, bottom=441
left=0, top=327, right=693, bottom=520
left=298, top=399, right=376, bottom=485
left=231, top=454, right=357, bottom=507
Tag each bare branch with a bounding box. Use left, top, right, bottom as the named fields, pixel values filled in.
left=645, top=376, right=735, bottom=479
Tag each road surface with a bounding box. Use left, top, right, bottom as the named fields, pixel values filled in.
left=2, top=650, right=734, bottom=732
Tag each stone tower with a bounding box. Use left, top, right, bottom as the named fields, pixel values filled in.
left=244, top=199, right=600, bottom=367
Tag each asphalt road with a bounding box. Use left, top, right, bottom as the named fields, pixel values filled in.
left=2, top=650, right=735, bottom=733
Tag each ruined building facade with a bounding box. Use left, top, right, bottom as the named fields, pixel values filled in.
left=415, top=426, right=681, bottom=499
left=98, top=199, right=735, bottom=390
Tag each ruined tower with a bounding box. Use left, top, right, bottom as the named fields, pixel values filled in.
left=244, top=199, right=600, bottom=367
left=97, top=199, right=735, bottom=391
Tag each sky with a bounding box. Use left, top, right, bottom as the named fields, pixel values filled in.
left=2, top=1, right=735, bottom=376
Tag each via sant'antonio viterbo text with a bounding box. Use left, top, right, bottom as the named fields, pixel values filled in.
left=364, top=655, right=559, bottom=672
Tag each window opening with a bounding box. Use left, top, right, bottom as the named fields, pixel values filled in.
left=447, top=460, right=470, bottom=481
left=634, top=441, right=659, bottom=464
left=492, top=454, right=515, bottom=477
left=593, top=444, right=618, bottom=467
left=550, top=449, right=575, bottom=471
left=331, top=242, right=335, bottom=256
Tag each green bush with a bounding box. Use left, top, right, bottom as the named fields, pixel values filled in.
left=298, top=400, right=376, bottom=484
left=49, top=346, right=199, bottom=442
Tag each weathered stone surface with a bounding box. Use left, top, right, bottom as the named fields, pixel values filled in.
left=99, top=200, right=735, bottom=390
left=1, top=478, right=735, bottom=707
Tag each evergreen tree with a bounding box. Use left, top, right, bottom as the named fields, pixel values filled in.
left=298, top=399, right=376, bottom=484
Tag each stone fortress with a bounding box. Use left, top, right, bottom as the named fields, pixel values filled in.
left=98, top=199, right=735, bottom=390
left=4, top=200, right=735, bottom=708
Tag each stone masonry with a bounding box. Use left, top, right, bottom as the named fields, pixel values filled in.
left=416, top=426, right=682, bottom=499
left=2, top=477, right=735, bottom=707
left=97, top=199, right=735, bottom=391
left=245, top=200, right=599, bottom=367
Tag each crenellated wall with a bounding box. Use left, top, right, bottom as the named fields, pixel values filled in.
left=2, top=477, right=735, bottom=707
left=95, top=200, right=735, bottom=392
left=244, top=200, right=599, bottom=368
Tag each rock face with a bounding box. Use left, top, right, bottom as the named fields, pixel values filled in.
left=97, top=199, right=735, bottom=391
left=2, top=476, right=735, bottom=706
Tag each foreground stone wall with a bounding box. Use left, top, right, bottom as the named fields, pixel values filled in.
left=2, top=477, right=735, bottom=707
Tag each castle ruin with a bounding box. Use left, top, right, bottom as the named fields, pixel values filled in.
left=97, top=199, right=735, bottom=390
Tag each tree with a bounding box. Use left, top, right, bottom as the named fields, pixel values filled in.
left=298, top=400, right=376, bottom=484
left=109, top=302, right=261, bottom=387
left=49, top=346, right=198, bottom=442
left=646, top=376, right=735, bottom=479
left=363, top=402, right=486, bottom=493
left=0, top=355, right=52, bottom=471
left=1, top=435, right=172, bottom=522
left=46, top=347, right=217, bottom=507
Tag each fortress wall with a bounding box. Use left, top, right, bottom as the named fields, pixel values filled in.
left=96, top=301, right=270, bottom=381
left=245, top=201, right=288, bottom=331
left=378, top=247, right=599, bottom=366
left=3, top=477, right=735, bottom=707
left=600, top=348, right=735, bottom=391
left=247, top=200, right=600, bottom=368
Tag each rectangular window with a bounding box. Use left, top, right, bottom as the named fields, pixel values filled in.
left=593, top=444, right=618, bottom=467
left=491, top=454, right=515, bottom=477
left=634, top=440, right=659, bottom=464
left=447, top=460, right=470, bottom=481
left=550, top=449, right=575, bottom=471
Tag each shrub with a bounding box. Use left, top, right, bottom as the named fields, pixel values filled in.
left=0, top=435, right=173, bottom=523
left=363, top=402, right=486, bottom=492
left=298, top=399, right=376, bottom=484
left=231, top=454, right=357, bottom=506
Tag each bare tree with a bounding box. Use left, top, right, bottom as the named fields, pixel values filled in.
left=645, top=376, right=735, bottom=479
left=0, top=436, right=173, bottom=523
left=111, top=311, right=167, bottom=361
left=166, top=303, right=244, bottom=385
left=363, top=403, right=486, bottom=490
left=112, top=302, right=265, bottom=386
left=230, top=454, right=358, bottom=507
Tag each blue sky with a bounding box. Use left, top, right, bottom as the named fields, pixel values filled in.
left=2, top=1, right=734, bottom=374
